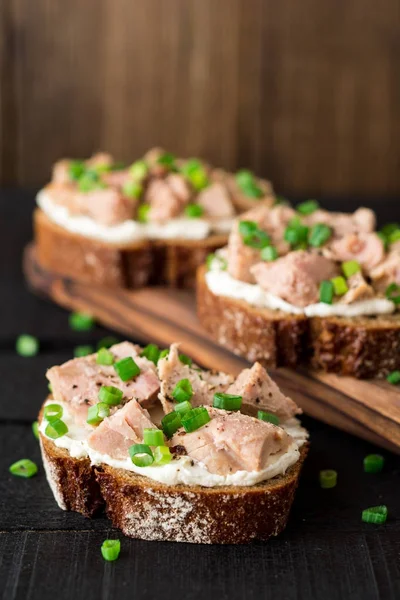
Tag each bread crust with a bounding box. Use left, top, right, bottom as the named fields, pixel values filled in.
left=34, top=208, right=227, bottom=288
left=197, top=265, right=400, bottom=378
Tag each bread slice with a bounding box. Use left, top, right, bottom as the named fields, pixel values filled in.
left=197, top=265, right=400, bottom=378
left=34, top=208, right=228, bottom=289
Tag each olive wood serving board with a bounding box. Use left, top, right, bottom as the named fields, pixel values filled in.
left=24, top=244, right=400, bottom=454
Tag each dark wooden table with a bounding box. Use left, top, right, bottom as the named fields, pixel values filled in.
left=1, top=190, right=399, bottom=600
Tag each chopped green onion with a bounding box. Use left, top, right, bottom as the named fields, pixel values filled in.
left=140, top=343, right=160, bottom=365
left=235, top=170, right=263, bottom=198
left=180, top=159, right=209, bottom=191
left=331, top=276, right=348, bottom=296
left=179, top=353, right=193, bottom=367
left=388, top=229, right=400, bottom=244
left=342, top=260, right=360, bottom=278
left=101, top=539, right=121, bottom=562
left=386, top=370, right=400, bottom=385
left=110, top=161, right=126, bottom=171
left=114, top=356, right=140, bottom=381
left=319, top=469, right=337, bottom=489
left=129, top=160, right=148, bottom=181
left=243, top=229, right=271, bottom=249
left=297, top=200, right=319, bottom=215
left=174, top=400, right=192, bottom=415
left=74, top=345, right=94, bottom=358
left=257, top=411, right=280, bottom=425
left=9, top=459, right=38, bottom=478
left=96, top=347, right=114, bottom=366
left=153, top=446, right=172, bottom=465
left=16, top=334, right=39, bottom=357
left=238, top=220, right=258, bottom=237
left=45, top=419, right=68, bottom=439
left=376, top=231, right=388, bottom=250
left=284, top=223, right=309, bottom=246
left=156, top=152, right=176, bottom=169
left=181, top=407, right=211, bottom=433
left=48, top=382, right=53, bottom=393
left=44, top=403, right=63, bottom=423
left=137, top=204, right=150, bottom=223
left=97, top=336, right=119, bottom=350
left=92, top=162, right=112, bottom=174
left=68, top=160, right=85, bottom=181
left=172, top=378, right=193, bottom=403
left=362, top=505, right=387, bottom=524
left=86, top=402, right=110, bottom=425
left=213, top=392, right=242, bottom=411
left=98, top=385, right=123, bottom=405
left=385, top=283, right=400, bottom=305
left=185, top=204, right=204, bottom=218
left=319, top=280, right=334, bottom=304
left=158, top=349, right=169, bottom=360
left=143, top=428, right=165, bottom=446
left=129, top=443, right=154, bottom=466
left=161, top=411, right=182, bottom=437
left=32, top=421, right=39, bottom=440
left=77, top=171, right=106, bottom=193
left=206, top=253, right=227, bottom=271
left=261, top=246, right=278, bottom=261
left=380, top=223, right=399, bottom=237
left=122, top=180, right=143, bottom=199
left=274, top=195, right=289, bottom=205
left=363, top=454, right=384, bottom=473
left=308, top=223, right=332, bottom=248
left=69, top=312, right=95, bottom=331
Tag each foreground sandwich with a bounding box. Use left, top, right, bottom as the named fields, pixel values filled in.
left=34, top=149, right=274, bottom=288
left=39, top=341, right=308, bottom=544
left=197, top=201, right=400, bottom=378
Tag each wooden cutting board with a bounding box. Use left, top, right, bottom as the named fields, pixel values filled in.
left=24, top=244, right=400, bottom=454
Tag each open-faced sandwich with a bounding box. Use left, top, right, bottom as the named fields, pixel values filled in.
left=34, top=149, right=274, bottom=288
left=197, top=201, right=400, bottom=378
left=39, top=341, right=308, bottom=544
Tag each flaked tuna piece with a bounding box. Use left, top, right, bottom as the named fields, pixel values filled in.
left=143, top=147, right=174, bottom=177
left=227, top=226, right=261, bottom=283
left=340, top=272, right=374, bottom=304
left=47, top=342, right=160, bottom=424
left=170, top=407, right=292, bottom=476
left=197, top=182, right=235, bottom=218
left=52, top=160, right=72, bottom=185
left=86, top=152, right=114, bottom=169
left=370, top=248, right=400, bottom=293
left=166, top=173, right=192, bottom=204
left=251, top=250, right=338, bottom=307
left=226, top=362, right=300, bottom=420
left=102, top=169, right=131, bottom=189
left=212, top=169, right=274, bottom=212
left=146, top=175, right=192, bottom=222
left=305, top=207, right=376, bottom=237
left=324, top=233, right=384, bottom=270
left=87, top=399, right=156, bottom=460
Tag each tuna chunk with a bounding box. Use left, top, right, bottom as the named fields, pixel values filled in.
left=86, top=152, right=114, bottom=169
left=102, top=169, right=131, bottom=189
left=370, top=248, right=400, bottom=293
left=47, top=342, right=160, bottom=424
left=166, top=173, right=192, bottom=204
left=52, top=160, right=72, bottom=185
left=146, top=175, right=192, bottom=222
left=226, top=362, right=300, bottom=420
left=196, top=182, right=235, bottom=218
left=87, top=399, right=155, bottom=460
left=170, top=407, right=292, bottom=475
left=341, top=272, right=374, bottom=304
left=251, top=250, right=338, bottom=307
left=76, top=188, right=135, bottom=225
left=325, top=233, right=384, bottom=270
left=305, top=207, right=376, bottom=236
left=213, top=169, right=274, bottom=212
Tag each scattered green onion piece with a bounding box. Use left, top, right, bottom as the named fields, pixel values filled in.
left=69, top=312, right=95, bottom=331
left=185, top=204, right=204, bottom=218
left=96, top=347, right=114, bottom=366
left=180, top=159, right=209, bottom=191
left=143, top=428, right=165, bottom=447
left=331, top=276, right=348, bottom=296
left=174, top=400, right=192, bottom=415
left=235, top=170, right=263, bottom=198
left=45, top=419, right=68, bottom=439
left=319, top=280, right=334, bottom=304
left=140, top=343, right=160, bottom=365
left=386, top=370, right=400, bottom=385
left=158, top=349, right=169, bottom=361
left=179, top=353, right=193, bottom=367
left=297, top=200, right=319, bottom=215
left=362, top=505, right=387, bottom=524
left=341, top=260, right=360, bottom=278
left=110, top=161, right=126, bottom=171
left=172, top=378, right=193, bottom=403
left=388, top=229, right=400, bottom=244
left=363, top=454, right=384, bottom=473
left=122, top=180, right=143, bottom=199
left=243, top=230, right=271, bottom=249
left=238, top=220, right=258, bottom=237
left=308, top=223, right=332, bottom=248
left=137, top=204, right=150, bottom=223
left=380, top=223, right=399, bottom=237
left=257, top=411, right=280, bottom=425
left=48, top=382, right=53, bottom=393
left=74, top=345, right=94, bottom=358
left=213, top=393, right=242, bottom=411
left=153, top=446, right=172, bottom=465
left=156, top=152, right=176, bottom=169
left=129, top=160, right=148, bottom=181
left=77, top=171, right=106, bottom=193
left=68, top=160, right=85, bottom=181
left=206, top=253, right=227, bottom=271
left=319, top=469, right=337, bottom=489
left=86, top=402, right=110, bottom=426
left=114, top=356, right=140, bottom=381
left=181, top=407, right=211, bottom=433
left=261, top=246, right=278, bottom=261
left=97, top=336, right=119, bottom=350
left=274, top=195, right=289, bottom=205
left=16, top=334, right=39, bottom=357
left=284, top=223, right=309, bottom=246
left=129, top=444, right=154, bottom=467
left=44, top=403, right=63, bottom=423
left=32, top=421, right=39, bottom=440
left=376, top=231, right=388, bottom=250
left=9, top=459, right=38, bottom=478
left=98, top=385, right=123, bottom=406
left=161, top=411, right=182, bottom=438
left=101, top=539, right=121, bottom=562
left=385, top=283, right=400, bottom=305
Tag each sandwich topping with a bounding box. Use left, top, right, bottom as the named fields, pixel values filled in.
left=37, top=149, right=274, bottom=244
left=205, top=202, right=400, bottom=318
left=40, top=342, right=307, bottom=488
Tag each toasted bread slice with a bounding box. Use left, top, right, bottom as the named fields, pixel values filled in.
left=197, top=265, right=400, bottom=378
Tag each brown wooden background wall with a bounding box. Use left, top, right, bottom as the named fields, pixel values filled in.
left=1, top=0, right=399, bottom=196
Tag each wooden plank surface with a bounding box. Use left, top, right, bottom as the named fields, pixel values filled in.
left=24, top=244, right=400, bottom=454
